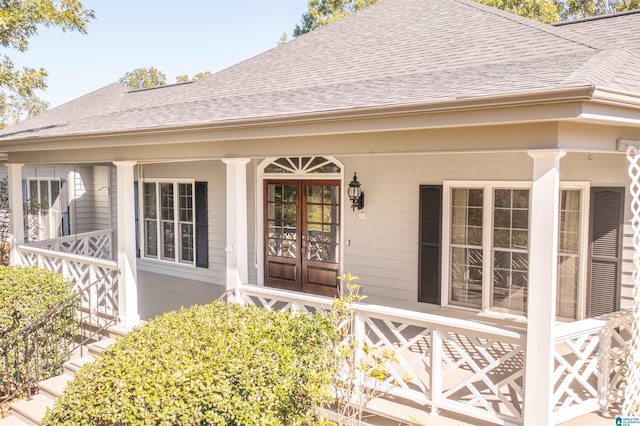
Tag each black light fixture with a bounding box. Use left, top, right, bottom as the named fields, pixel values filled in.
left=348, top=173, right=365, bottom=211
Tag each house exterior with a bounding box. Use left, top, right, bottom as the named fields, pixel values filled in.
left=1, top=0, right=639, bottom=424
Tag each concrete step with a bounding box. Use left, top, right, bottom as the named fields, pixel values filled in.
left=87, top=338, right=115, bottom=357
left=63, top=355, right=94, bottom=377
left=37, top=374, right=73, bottom=402
left=10, top=394, right=53, bottom=426
left=0, top=414, right=31, bottom=425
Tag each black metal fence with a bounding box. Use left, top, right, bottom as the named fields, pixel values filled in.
left=0, top=275, right=117, bottom=411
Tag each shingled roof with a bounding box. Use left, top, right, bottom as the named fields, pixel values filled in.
left=1, top=0, right=639, bottom=141
left=553, top=10, right=640, bottom=56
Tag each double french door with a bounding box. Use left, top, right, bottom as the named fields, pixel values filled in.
left=264, top=180, right=341, bottom=297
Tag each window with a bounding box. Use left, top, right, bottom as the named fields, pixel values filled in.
left=557, top=189, right=582, bottom=320
left=441, top=182, right=587, bottom=318
left=26, top=179, right=63, bottom=240
left=143, top=181, right=195, bottom=265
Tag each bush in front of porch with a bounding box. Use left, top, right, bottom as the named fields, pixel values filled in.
left=1, top=266, right=77, bottom=406
left=43, top=301, right=336, bottom=425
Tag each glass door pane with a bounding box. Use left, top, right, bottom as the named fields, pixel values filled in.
left=305, top=184, right=339, bottom=263
left=266, top=183, right=298, bottom=258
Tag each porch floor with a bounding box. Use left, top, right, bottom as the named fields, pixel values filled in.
left=137, top=270, right=226, bottom=321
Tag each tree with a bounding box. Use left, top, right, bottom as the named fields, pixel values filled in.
left=277, top=31, right=289, bottom=45
left=0, top=0, right=94, bottom=128
left=475, top=0, right=640, bottom=22
left=175, top=71, right=212, bottom=84
left=293, top=0, right=379, bottom=37
left=119, top=67, right=167, bottom=90
left=474, top=0, right=561, bottom=22
left=561, top=0, right=640, bottom=20
left=293, top=0, right=640, bottom=36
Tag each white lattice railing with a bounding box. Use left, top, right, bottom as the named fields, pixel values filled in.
left=238, top=285, right=526, bottom=425
left=550, top=309, right=633, bottom=424
left=625, top=147, right=640, bottom=416
left=16, top=244, right=119, bottom=319
left=26, top=229, right=113, bottom=260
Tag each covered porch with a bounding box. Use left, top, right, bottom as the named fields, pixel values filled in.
left=8, top=226, right=635, bottom=426
left=4, top=143, right=638, bottom=425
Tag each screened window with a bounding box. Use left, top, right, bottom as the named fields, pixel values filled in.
left=143, top=181, right=195, bottom=265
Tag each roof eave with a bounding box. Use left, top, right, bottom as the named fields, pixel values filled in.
left=0, top=85, right=620, bottom=151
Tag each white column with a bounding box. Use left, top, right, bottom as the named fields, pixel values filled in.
left=222, top=158, right=250, bottom=298
left=523, top=149, right=565, bottom=425
left=7, top=163, right=24, bottom=265
left=113, top=161, right=139, bottom=327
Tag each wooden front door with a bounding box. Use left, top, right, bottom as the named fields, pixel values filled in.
left=264, top=180, right=340, bottom=297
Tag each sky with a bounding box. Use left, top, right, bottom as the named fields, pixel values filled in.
left=10, top=0, right=310, bottom=108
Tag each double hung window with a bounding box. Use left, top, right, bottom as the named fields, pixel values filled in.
left=443, top=182, right=586, bottom=318
left=143, top=181, right=195, bottom=265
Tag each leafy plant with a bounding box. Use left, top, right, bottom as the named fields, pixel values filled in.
left=0, top=267, right=77, bottom=407
left=326, top=273, right=400, bottom=425
left=0, top=176, right=45, bottom=264
left=43, top=301, right=335, bottom=425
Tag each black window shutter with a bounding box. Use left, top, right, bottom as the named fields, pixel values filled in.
left=418, top=185, right=443, bottom=304
left=587, top=187, right=624, bottom=317
left=195, top=182, right=208, bottom=268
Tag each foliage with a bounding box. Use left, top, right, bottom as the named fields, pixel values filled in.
left=0, top=266, right=75, bottom=335
left=0, top=0, right=94, bottom=127
left=474, top=0, right=640, bottom=22
left=0, top=267, right=77, bottom=405
left=0, top=178, right=8, bottom=265
left=474, top=0, right=562, bottom=22
left=293, top=0, right=379, bottom=37
left=43, top=301, right=335, bottom=425
left=293, top=0, right=640, bottom=35
left=278, top=31, right=289, bottom=45
left=119, top=67, right=167, bottom=90
left=0, top=177, right=45, bottom=264
left=325, top=274, right=400, bottom=425
left=175, top=71, right=212, bottom=83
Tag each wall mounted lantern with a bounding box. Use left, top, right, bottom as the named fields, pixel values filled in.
left=348, top=173, right=365, bottom=211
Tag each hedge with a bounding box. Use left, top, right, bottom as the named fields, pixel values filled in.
left=43, top=301, right=335, bottom=425
left=0, top=266, right=76, bottom=337
left=0, top=266, right=77, bottom=403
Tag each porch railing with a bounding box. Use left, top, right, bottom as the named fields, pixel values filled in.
left=552, top=309, right=633, bottom=424
left=25, top=229, right=113, bottom=260
left=237, top=284, right=633, bottom=425
left=0, top=275, right=118, bottom=411
left=15, top=244, right=119, bottom=319
left=238, top=285, right=527, bottom=425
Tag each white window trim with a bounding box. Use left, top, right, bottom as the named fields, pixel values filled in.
left=441, top=180, right=590, bottom=321
left=139, top=178, right=196, bottom=268
left=558, top=181, right=590, bottom=321
left=26, top=178, right=63, bottom=240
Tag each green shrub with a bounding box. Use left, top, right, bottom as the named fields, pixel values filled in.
left=0, top=266, right=76, bottom=336
left=43, top=301, right=335, bottom=425
left=0, top=266, right=77, bottom=402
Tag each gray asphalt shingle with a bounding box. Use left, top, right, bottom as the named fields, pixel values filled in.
left=1, top=0, right=638, bottom=141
